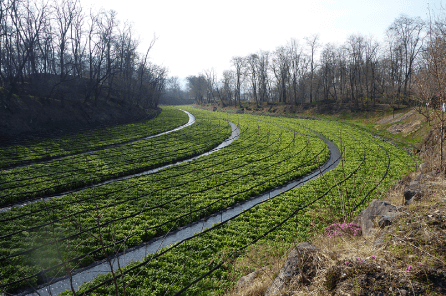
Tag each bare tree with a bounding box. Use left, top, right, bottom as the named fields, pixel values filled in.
left=414, top=10, right=446, bottom=173
left=257, top=50, right=270, bottom=103
left=271, top=46, right=290, bottom=103
left=231, top=56, right=245, bottom=107
left=344, top=34, right=366, bottom=106
left=203, top=68, right=218, bottom=103
left=54, top=0, right=80, bottom=81
left=187, top=75, right=207, bottom=104
left=320, top=43, right=337, bottom=102
left=288, top=39, right=306, bottom=105
left=245, top=54, right=259, bottom=106
left=220, top=70, right=234, bottom=105
left=364, top=36, right=380, bottom=105
left=387, top=15, right=425, bottom=101
left=305, top=34, right=320, bottom=104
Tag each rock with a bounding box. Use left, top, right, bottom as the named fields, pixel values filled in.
left=404, top=184, right=425, bottom=205
left=265, top=242, right=319, bottom=296
left=360, top=200, right=400, bottom=237
left=404, top=185, right=420, bottom=200
left=377, top=213, right=399, bottom=228
left=236, top=267, right=266, bottom=290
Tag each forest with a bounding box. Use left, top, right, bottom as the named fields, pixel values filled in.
left=186, top=14, right=445, bottom=113
left=0, top=0, right=166, bottom=111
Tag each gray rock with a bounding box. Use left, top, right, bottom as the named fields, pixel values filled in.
left=265, top=242, right=319, bottom=296
left=377, top=212, right=400, bottom=228
left=360, top=200, right=400, bottom=237
left=404, top=184, right=421, bottom=200
left=404, top=183, right=425, bottom=205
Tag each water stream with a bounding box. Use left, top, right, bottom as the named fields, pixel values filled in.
left=0, top=111, right=199, bottom=213
left=2, top=110, right=195, bottom=171
left=26, top=133, right=341, bottom=296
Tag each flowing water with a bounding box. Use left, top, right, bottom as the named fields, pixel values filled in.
left=26, top=132, right=340, bottom=296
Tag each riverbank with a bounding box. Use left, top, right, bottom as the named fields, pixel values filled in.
left=0, top=87, right=156, bottom=145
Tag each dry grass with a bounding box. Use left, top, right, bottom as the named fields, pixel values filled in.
left=302, top=178, right=445, bottom=295
left=227, top=174, right=446, bottom=296
left=225, top=269, right=272, bottom=296
left=225, top=242, right=291, bottom=296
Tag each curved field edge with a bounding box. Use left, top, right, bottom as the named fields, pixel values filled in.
left=0, top=113, right=229, bottom=207
left=0, top=107, right=189, bottom=168
left=0, top=109, right=329, bottom=293
left=67, top=111, right=416, bottom=296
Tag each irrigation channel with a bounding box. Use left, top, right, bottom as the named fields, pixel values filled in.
left=0, top=110, right=196, bottom=213
left=25, top=130, right=341, bottom=296
left=1, top=110, right=195, bottom=171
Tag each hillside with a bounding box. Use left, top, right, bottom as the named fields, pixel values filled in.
left=0, top=88, right=156, bottom=146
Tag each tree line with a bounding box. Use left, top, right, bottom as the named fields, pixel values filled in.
left=0, top=0, right=166, bottom=110
left=187, top=14, right=432, bottom=109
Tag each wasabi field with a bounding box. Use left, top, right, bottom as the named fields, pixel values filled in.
left=0, top=106, right=416, bottom=295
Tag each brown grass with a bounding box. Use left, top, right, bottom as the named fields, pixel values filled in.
left=226, top=174, right=446, bottom=296
left=225, top=242, right=291, bottom=296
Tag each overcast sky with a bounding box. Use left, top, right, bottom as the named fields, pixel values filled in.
left=79, top=0, right=441, bottom=80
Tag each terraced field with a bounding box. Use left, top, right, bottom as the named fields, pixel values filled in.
left=0, top=107, right=416, bottom=296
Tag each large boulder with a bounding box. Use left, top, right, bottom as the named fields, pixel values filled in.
left=359, top=200, right=401, bottom=237
left=265, top=242, right=320, bottom=296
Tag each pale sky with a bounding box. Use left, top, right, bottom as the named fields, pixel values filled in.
left=79, top=0, right=441, bottom=80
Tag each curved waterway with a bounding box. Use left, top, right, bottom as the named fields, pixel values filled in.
left=25, top=131, right=341, bottom=296
left=0, top=116, right=238, bottom=213
left=2, top=110, right=195, bottom=171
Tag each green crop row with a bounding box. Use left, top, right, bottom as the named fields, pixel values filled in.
left=60, top=110, right=416, bottom=296
left=0, top=108, right=330, bottom=293
left=0, top=113, right=231, bottom=207
left=0, top=107, right=189, bottom=168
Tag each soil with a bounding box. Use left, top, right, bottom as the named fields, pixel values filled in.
left=202, top=101, right=395, bottom=115
left=387, top=120, right=422, bottom=135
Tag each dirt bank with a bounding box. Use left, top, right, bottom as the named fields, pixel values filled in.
left=0, top=91, right=156, bottom=146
